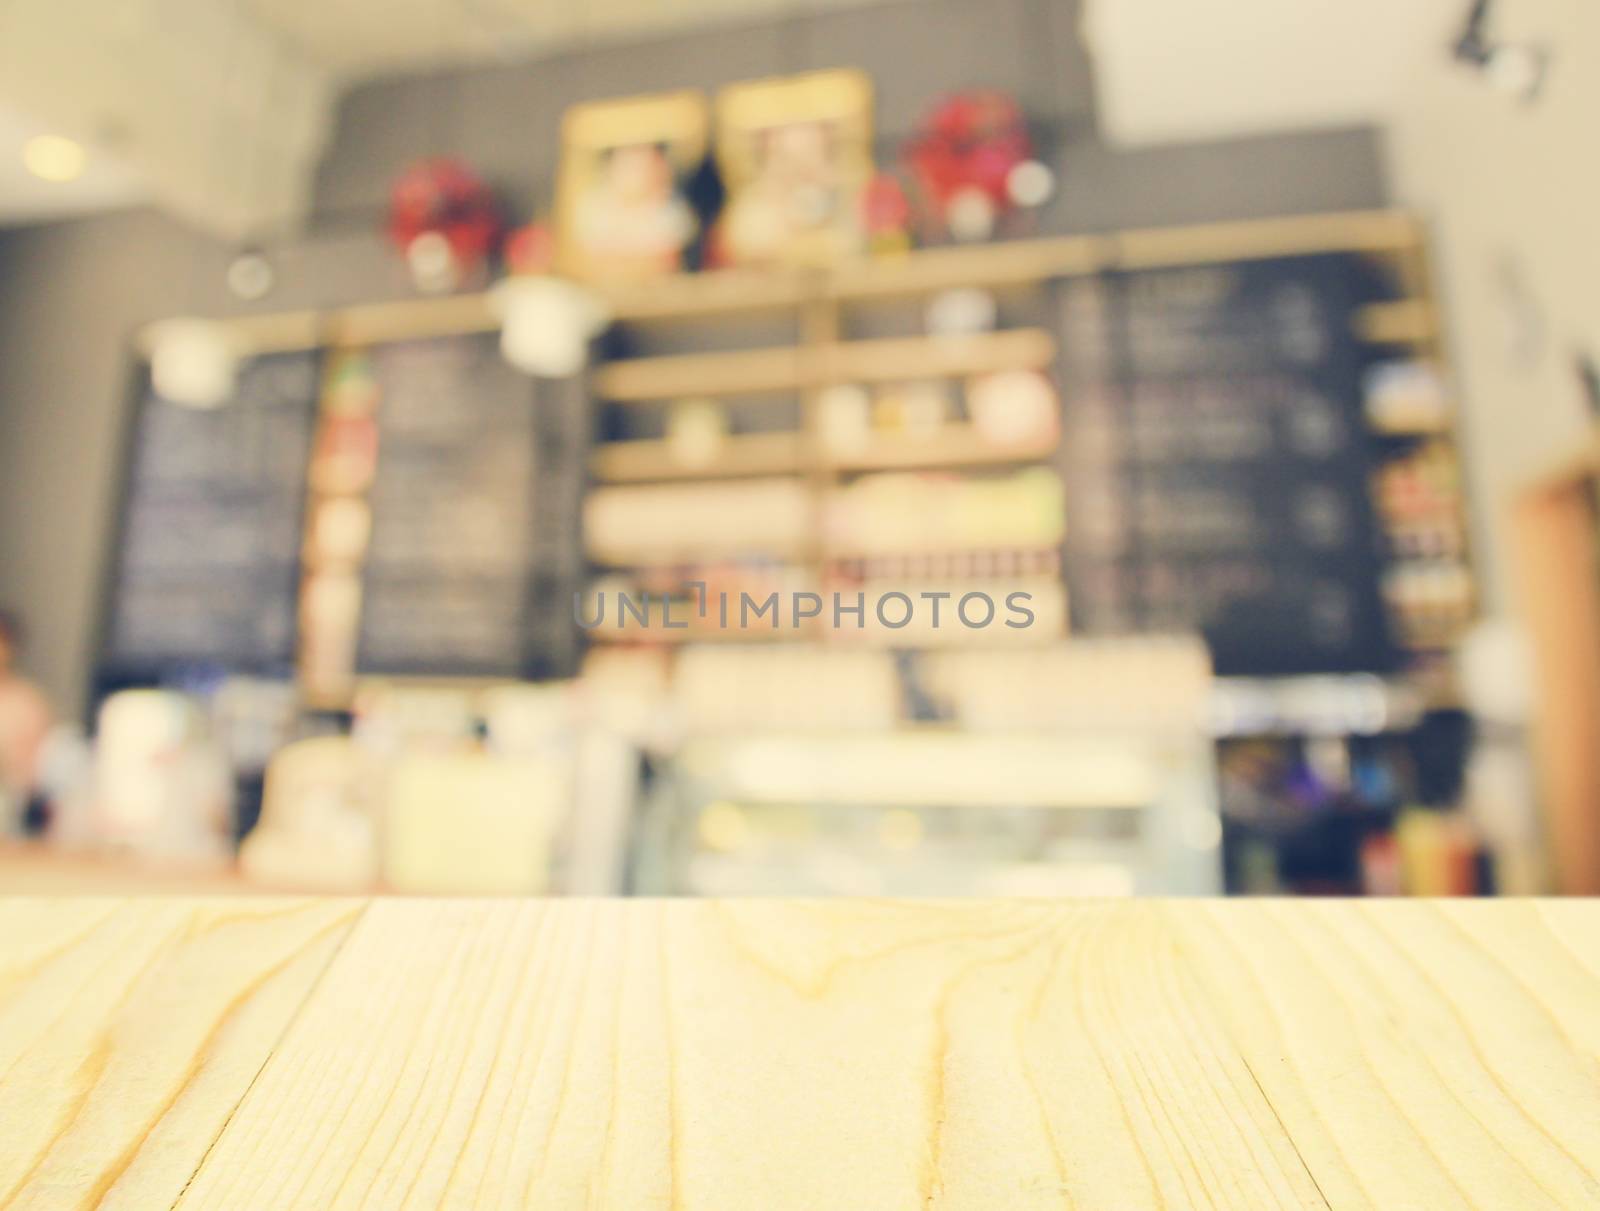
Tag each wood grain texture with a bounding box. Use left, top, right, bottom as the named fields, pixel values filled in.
left=1, top=899, right=1597, bottom=1209
left=1171, top=901, right=1600, bottom=1211
left=0, top=898, right=362, bottom=1211
left=1514, top=482, right=1600, bottom=893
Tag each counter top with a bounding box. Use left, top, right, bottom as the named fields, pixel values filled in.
left=1, top=898, right=1596, bottom=1209
left=0, top=843, right=263, bottom=895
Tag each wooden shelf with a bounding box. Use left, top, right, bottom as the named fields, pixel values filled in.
left=1369, top=412, right=1453, bottom=438
left=826, top=211, right=1423, bottom=299
left=828, top=423, right=1058, bottom=473
left=7, top=898, right=1598, bottom=1203
left=591, top=432, right=804, bottom=481
left=177, top=209, right=1426, bottom=354
left=600, top=269, right=814, bottom=320
left=585, top=544, right=811, bottom=571
left=824, top=328, right=1057, bottom=384
left=591, top=423, right=1058, bottom=482
left=825, top=237, right=1104, bottom=300
left=823, top=538, right=1064, bottom=560
left=593, top=328, right=1057, bottom=402
left=1113, top=209, right=1424, bottom=270
left=1354, top=300, right=1438, bottom=345
left=594, top=345, right=805, bottom=401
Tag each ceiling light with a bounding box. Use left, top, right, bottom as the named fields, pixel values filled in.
left=22, top=134, right=87, bottom=183
left=1453, top=0, right=1548, bottom=103
left=226, top=249, right=276, bottom=301
left=1483, top=43, right=1548, bottom=100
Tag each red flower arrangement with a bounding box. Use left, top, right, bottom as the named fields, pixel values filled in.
left=904, top=91, right=1049, bottom=241
left=388, top=158, right=502, bottom=291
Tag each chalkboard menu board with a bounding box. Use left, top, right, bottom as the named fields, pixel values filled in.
left=104, top=351, right=319, bottom=673
left=1058, top=254, right=1392, bottom=676
left=355, top=335, right=586, bottom=679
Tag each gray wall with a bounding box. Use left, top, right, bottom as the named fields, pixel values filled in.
left=0, top=0, right=1389, bottom=721
left=313, top=0, right=1098, bottom=228
left=0, top=211, right=198, bottom=722
left=309, top=0, right=1383, bottom=239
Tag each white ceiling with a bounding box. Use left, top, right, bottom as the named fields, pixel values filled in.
left=0, top=103, right=146, bottom=226
left=0, top=0, right=894, bottom=231
left=0, top=0, right=333, bottom=236
left=0, top=0, right=1479, bottom=233
left=1082, top=0, right=1466, bottom=147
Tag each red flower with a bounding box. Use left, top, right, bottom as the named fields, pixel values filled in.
left=905, top=91, right=1032, bottom=213
left=388, top=158, right=502, bottom=267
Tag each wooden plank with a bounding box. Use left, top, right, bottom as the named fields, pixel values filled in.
left=590, top=431, right=804, bottom=482
left=1171, top=900, right=1600, bottom=1210
left=1368, top=413, right=1453, bottom=438
left=91, top=897, right=1590, bottom=1210
left=0, top=900, right=1596, bottom=1206
left=826, top=236, right=1106, bottom=300
left=593, top=344, right=805, bottom=401
left=0, top=898, right=362, bottom=1211
left=824, top=327, right=1057, bottom=384
left=1113, top=209, right=1424, bottom=269
left=168, top=901, right=1323, bottom=1209
left=600, top=269, right=813, bottom=320
left=1352, top=299, right=1438, bottom=345
left=593, top=329, right=1057, bottom=402
left=1514, top=479, right=1600, bottom=893
left=325, top=293, right=497, bottom=346
left=150, top=211, right=1427, bottom=355
left=219, top=310, right=325, bottom=356
left=829, top=422, right=1058, bottom=473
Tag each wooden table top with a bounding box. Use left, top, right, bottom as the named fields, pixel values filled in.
left=1, top=898, right=1596, bottom=1210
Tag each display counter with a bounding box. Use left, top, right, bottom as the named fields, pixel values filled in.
left=0, top=842, right=262, bottom=894
left=1, top=897, right=1594, bottom=1207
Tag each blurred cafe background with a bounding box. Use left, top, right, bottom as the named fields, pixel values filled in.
left=0, top=0, right=1597, bottom=897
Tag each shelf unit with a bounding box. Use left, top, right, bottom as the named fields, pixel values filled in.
left=570, top=209, right=1461, bottom=659
left=199, top=211, right=1425, bottom=354
left=176, top=209, right=1467, bottom=662
left=590, top=328, right=1057, bottom=402
left=116, top=209, right=1483, bottom=898
left=1354, top=228, right=1477, bottom=661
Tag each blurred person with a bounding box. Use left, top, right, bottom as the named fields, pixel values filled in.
left=0, top=608, right=52, bottom=834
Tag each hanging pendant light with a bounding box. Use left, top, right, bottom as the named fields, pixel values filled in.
left=488, top=0, right=609, bottom=379
left=490, top=275, right=609, bottom=379
left=144, top=0, right=257, bottom=410
left=144, top=318, right=242, bottom=410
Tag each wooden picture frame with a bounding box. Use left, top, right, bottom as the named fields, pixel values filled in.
left=714, top=69, right=874, bottom=268
left=555, top=89, right=709, bottom=282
